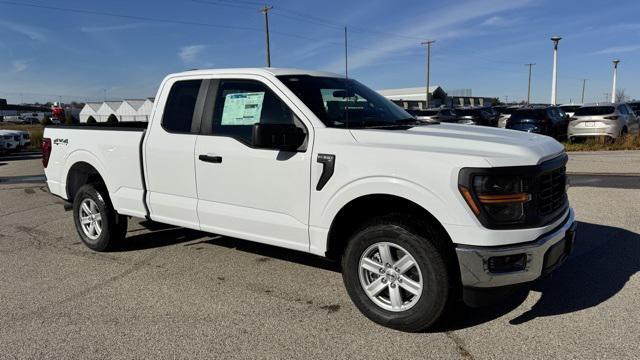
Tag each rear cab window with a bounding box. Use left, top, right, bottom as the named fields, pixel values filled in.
left=162, top=80, right=203, bottom=133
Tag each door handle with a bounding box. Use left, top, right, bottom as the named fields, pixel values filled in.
left=199, top=154, right=222, bottom=163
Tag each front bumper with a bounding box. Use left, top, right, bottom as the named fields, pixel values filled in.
left=455, top=208, right=576, bottom=288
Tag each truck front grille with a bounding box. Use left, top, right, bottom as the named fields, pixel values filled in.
left=537, top=166, right=567, bottom=216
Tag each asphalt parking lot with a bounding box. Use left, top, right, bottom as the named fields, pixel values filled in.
left=1, top=151, right=639, bottom=359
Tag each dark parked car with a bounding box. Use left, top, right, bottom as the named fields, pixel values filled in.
left=627, top=101, right=640, bottom=115
left=406, top=108, right=458, bottom=123
left=453, top=107, right=495, bottom=126
left=506, top=106, right=568, bottom=140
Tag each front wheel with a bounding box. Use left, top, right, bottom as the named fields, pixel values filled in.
left=72, top=184, right=127, bottom=251
left=341, top=216, right=453, bottom=332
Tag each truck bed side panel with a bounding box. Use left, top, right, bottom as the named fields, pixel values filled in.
left=43, top=127, right=146, bottom=218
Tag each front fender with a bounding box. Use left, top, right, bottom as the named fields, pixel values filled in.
left=315, top=176, right=462, bottom=230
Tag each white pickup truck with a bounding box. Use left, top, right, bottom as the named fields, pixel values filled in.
left=43, top=68, right=576, bottom=331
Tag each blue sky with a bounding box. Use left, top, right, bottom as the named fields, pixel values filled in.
left=1, top=0, right=639, bottom=104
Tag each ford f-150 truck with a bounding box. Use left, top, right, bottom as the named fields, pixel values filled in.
left=43, top=68, right=576, bottom=332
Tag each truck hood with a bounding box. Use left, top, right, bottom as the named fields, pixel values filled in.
left=350, top=123, right=564, bottom=167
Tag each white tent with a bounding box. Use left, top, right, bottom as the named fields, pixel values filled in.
left=117, top=99, right=146, bottom=122
left=135, top=98, right=154, bottom=122
left=79, top=102, right=102, bottom=123
left=96, top=101, right=123, bottom=122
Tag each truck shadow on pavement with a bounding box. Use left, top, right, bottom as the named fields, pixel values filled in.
left=439, top=221, right=640, bottom=330
left=112, top=220, right=639, bottom=330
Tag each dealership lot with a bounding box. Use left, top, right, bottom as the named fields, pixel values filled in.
left=1, top=153, right=639, bottom=359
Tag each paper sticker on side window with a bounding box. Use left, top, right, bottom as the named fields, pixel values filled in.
left=221, top=92, right=265, bottom=125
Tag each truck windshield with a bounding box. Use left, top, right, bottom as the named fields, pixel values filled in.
left=277, top=75, right=416, bottom=128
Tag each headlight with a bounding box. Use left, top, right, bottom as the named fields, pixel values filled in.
left=459, top=175, right=530, bottom=223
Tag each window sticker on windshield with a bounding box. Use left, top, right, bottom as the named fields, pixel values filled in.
left=221, top=92, right=265, bottom=125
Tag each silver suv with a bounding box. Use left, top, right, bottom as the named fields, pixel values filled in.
left=568, top=103, right=639, bottom=142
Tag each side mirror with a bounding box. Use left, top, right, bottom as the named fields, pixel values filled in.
left=252, top=123, right=306, bottom=151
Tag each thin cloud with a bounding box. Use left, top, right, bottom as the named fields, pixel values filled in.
left=324, top=0, right=534, bottom=72
left=179, top=44, right=206, bottom=63
left=481, top=15, right=518, bottom=27
left=0, top=20, right=46, bottom=41
left=12, top=59, right=30, bottom=73
left=592, top=44, right=640, bottom=55
left=80, top=23, right=145, bottom=33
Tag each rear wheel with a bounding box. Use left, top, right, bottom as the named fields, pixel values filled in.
left=341, top=215, right=453, bottom=332
left=73, top=184, right=127, bottom=251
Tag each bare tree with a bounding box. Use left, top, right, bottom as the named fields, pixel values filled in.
left=615, top=88, right=627, bottom=102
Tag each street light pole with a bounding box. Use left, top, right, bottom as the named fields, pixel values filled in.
left=259, top=5, right=273, bottom=67
left=550, top=36, right=561, bottom=105
left=421, top=40, right=435, bottom=109
left=581, top=79, right=587, bottom=104
left=525, top=63, right=535, bottom=104
left=611, top=59, right=620, bottom=103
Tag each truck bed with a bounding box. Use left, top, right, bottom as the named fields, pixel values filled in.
left=43, top=124, right=148, bottom=219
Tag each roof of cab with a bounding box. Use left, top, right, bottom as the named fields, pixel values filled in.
left=169, top=67, right=344, bottom=79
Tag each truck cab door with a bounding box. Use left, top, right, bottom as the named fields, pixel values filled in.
left=194, top=78, right=313, bottom=252
left=143, top=79, right=208, bottom=229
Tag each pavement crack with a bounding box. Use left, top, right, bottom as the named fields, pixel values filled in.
left=5, top=249, right=161, bottom=324
left=446, top=331, right=474, bottom=360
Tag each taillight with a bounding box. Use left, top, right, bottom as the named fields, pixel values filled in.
left=42, top=138, right=52, bottom=168
left=604, top=115, right=619, bottom=120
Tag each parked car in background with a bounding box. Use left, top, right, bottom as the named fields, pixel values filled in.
left=559, top=104, right=582, bottom=118
left=506, top=105, right=568, bottom=140
left=406, top=108, right=458, bottom=123
left=496, top=106, right=521, bottom=128
left=627, top=101, right=640, bottom=115
left=6, top=130, right=31, bottom=149
left=568, top=103, right=639, bottom=142
left=453, top=107, right=494, bottom=126
left=0, top=130, right=20, bottom=152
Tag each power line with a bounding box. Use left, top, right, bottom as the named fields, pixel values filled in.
left=0, top=0, right=263, bottom=33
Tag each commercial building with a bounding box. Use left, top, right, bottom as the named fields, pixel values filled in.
left=376, top=87, right=496, bottom=109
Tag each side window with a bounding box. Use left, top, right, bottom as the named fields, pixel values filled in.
left=618, top=105, right=628, bottom=115
left=162, top=80, right=202, bottom=133
left=212, top=80, right=295, bottom=144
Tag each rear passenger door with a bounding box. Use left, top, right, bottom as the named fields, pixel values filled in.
left=144, top=78, right=208, bottom=229
left=194, top=77, right=313, bottom=252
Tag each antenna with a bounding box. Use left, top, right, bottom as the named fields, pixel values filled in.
left=344, top=26, right=349, bottom=129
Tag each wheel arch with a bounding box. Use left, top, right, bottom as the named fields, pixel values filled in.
left=65, top=161, right=107, bottom=203
left=324, top=193, right=455, bottom=262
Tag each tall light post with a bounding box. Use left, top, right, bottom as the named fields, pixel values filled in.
left=421, top=40, right=435, bottom=109
left=259, top=5, right=273, bottom=67
left=525, top=63, right=535, bottom=104
left=611, top=59, right=620, bottom=103
left=550, top=36, right=561, bottom=105
left=581, top=79, right=587, bottom=104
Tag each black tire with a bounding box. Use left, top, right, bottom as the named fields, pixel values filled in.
left=341, top=214, right=454, bottom=332
left=72, top=184, right=128, bottom=252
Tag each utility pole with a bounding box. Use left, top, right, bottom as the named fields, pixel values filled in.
left=611, top=59, right=620, bottom=103
left=421, top=40, right=435, bottom=109
left=550, top=36, right=562, bottom=105
left=259, top=5, right=273, bottom=67
left=580, top=79, right=587, bottom=104
left=525, top=63, right=535, bottom=104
